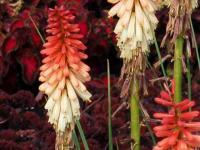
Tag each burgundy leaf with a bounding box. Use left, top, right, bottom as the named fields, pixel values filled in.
left=2, top=36, right=18, bottom=55
left=0, top=129, right=16, bottom=141
left=0, top=57, right=5, bottom=78
left=20, top=9, right=31, bottom=20
left=26, top=0, right=40, bottom=6
left=30, top=30, right=41, bottom=48
left=10, top=20, right=25, bottom=32
left=17, top=48, right=40, bottom=84
left=79, top=22, right=88, bottom=37
left=0, top=33, right=6, bottom=47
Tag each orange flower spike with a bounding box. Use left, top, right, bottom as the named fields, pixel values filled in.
left=153, top=79, right=200, bottom=150
left=39, top=6, right=92, bottom=148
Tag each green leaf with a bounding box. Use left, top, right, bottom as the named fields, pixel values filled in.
left=76, top=120, right=89, bottom=150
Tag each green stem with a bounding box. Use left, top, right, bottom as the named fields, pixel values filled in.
left=143, top=10, right=167, bottom=77
left=72, top=130, right=81, bottom=150
left=186, top=53, right=192, bottom=100
left=174, top=37, right=184, bottom=103
left=107, top=59, right=113, bottom=150
left=153, top=33, right=167, bottom=78
left=130, top=78, right=140, bottom=150
left=76, top=121, right=89, bottom=150
left=190, top=16, right=200, bottom=70
left=29, top=14, right=45, bottom=44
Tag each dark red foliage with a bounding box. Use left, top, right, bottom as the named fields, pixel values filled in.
left=2, top=36, right=18, bottom=54
left=0, top=56, right=8, bottom=79
left=0, top=90, right=55, bottom=149
left=80, top=76, right=131, bottom=149
left=0, top=140, right=23, bottom=150
left=0, top=0, right=200, bottom=149
left=17, top=48, right=40, bottom=84
left=79, top=21, right=88, bottom=37
left=30, top=30, right=41, bottom=48
left=10, top=20, right=25, bottom=32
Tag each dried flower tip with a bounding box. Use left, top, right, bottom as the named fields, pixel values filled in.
left=161, top=0, right=198, bottom=48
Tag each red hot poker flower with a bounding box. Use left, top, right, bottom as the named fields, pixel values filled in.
left=153, top=80, right=200, bottom=150
left=38, top=6, right=92, bottom=148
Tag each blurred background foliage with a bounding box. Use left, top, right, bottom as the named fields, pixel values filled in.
left=0, top=0, right=200, bottom=149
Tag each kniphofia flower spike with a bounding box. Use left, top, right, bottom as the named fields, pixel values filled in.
left=108, top=0, right=160, bottom=60
left=39, top=6, right=92, bottom=149
left=153, top=80, right=200, bottom=150
left=108, top=0, right=161, bottom=98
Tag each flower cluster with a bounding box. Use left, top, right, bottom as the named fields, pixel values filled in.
left=153, top=80, right=200, bottom=150
left=39, top=6, right=92, bottom=148
left=108, top=0, right=160, bottom=98
left=108, top=0, right=159, bottom=61
left=161, top=0, right=198, bottom=47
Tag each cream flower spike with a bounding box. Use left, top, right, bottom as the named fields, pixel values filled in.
left=108, top=0, right=161, bottom=98
left=108, top=0, right=160, bottom=61
left=39, top=6, right=92, bottom=149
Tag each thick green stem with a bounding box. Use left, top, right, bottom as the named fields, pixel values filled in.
left=174, top=37, right=184, bottom=103
left=130, top=78, right=140, bottom=150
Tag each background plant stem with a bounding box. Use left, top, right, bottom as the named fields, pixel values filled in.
left=76, top=121, right=89, bottom=150
left=186, top=53, right=192, bottom=100
left=174, top=37, right=184, bottom=103
left=130, top=78, right=140, bottom=150
left=190, top=16, right=200, bottom=70
left=107, top=59, right=113, bottom=150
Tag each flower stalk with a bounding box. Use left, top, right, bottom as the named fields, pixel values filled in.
left=130, top=78, right=140, bottom=150
left=107, top=59, right=113, bottom=150
left=186, top=50, right=192, bottom=100
left=174, top=36, right=184, bottom=104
